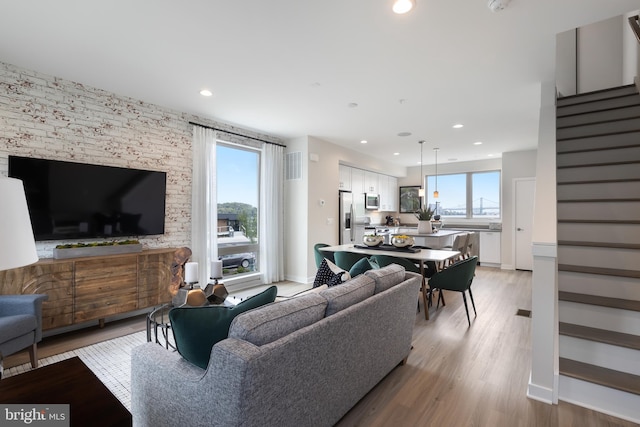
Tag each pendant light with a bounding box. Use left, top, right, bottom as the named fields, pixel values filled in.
left=433, top=147, right=439, bottom=198
left=418, top=141, right=425, bottom=206
left=393, top=0, right=415, bottom=14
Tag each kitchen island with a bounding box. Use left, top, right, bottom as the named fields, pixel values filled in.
left=390, top=229, right=464, bottom=249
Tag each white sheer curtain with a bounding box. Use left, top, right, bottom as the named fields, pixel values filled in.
left=191, top=125, right=217, bottom=286
left=259, top=143, right=285, bottom=284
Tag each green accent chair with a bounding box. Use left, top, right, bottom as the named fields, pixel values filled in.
left=429, top=256, right=478, bottom=326
left=333, top=251, right=368, bottom=271
left=169, top=286, right=277, bottom=369
left=313, top=243, right=335, bottom=268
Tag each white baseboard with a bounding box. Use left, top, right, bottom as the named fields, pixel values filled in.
left=527, top=372, right=556, bottom=404
left=559, top=375, right=640, bottom=425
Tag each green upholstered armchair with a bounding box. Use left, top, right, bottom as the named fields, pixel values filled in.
left=428, top=256, right=478, bottom=326
left=333, top=251, right=368, bottom=271
left=0, top=294, right=49, bottom=372
left=313, top=243, right=335, bottom=268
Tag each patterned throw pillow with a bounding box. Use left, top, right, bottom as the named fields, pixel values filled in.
left=313, top=258, right=350, bottom=288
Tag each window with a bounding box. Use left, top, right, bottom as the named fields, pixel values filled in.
left=216, top=143, right=260, bottom=277
left=426, top=170, right=500, bottom=219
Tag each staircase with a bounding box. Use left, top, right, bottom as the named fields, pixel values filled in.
left=556, top=83, right=640, bottom=423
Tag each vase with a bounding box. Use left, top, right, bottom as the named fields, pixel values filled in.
left=417, top=220, right=432, bottom=234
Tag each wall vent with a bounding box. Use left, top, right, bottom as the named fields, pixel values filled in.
left=285, top=151, right=302, bottom=181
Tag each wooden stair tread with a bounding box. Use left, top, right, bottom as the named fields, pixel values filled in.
left=557, top=129, right=640, bottom=142
left=557, top=219, right=640, bottom=224
left=557, top=179, right=640, bottom=186
left=557, top=241, right=640, bottom=250
left=558, top=198, right=640, bottom=203
left=557, top=142, right=640, bottom=154
left=559, top=322, right=640, bottom=350
left=557, top=160, right=640, bottom=169
left=558, top=290, right=640, bottom=311
left=559, top=358, right=640, bottom=395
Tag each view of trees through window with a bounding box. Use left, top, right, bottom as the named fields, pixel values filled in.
left=216, top=144, right=260, bottom=277
left=426, top=170, right=500, bottom=219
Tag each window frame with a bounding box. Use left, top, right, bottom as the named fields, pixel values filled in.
left=426, top=169, right=501, bottom=220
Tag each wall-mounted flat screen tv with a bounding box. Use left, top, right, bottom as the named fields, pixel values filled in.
left=9, top=156, right=167, bottom=241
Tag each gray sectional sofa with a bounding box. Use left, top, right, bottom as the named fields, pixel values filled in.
left=131, top=264, right=421, bottom=427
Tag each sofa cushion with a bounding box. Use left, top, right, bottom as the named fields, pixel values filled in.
left=229, top=293, right=327, bottom=346
left=348, top=257, right=378, bottom=277
left=319, top=274, right=375, bottom=316
left=169, top=286, right=277, bottom=369
left=313, top=258, right=350, bottom=288
left=364, top=264, right=406, bottom=294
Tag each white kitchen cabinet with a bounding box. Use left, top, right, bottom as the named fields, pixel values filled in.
left=351, top=168, right=365, bottom=194
left=479, top=231, right=501, bottom=266
left=378, top=175, right=398, bottom=212
left=387, top=176, right=398, bottom=212
left=338, top=165, right=351, bottom=191
left=364, top=171, right=378, bottom=193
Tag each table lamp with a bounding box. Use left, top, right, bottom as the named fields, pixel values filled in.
left=0, top=177, right=39, bottom=271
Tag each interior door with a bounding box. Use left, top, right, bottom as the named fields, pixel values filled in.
left=515, top=178, right=535, bottom=270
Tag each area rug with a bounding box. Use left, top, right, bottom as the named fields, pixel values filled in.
left=4, top=331, right=148, bottom=411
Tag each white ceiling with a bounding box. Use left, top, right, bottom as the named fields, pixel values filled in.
left=0, top=1, right=638, bottom=167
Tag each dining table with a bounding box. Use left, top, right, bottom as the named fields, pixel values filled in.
left=319, top=244, right=460, bottom=320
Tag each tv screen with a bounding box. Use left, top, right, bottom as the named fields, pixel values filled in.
left=9, top=156, right=167, bottom=241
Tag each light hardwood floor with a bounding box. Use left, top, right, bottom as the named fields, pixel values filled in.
left=6, top=267, right=637, bottom=426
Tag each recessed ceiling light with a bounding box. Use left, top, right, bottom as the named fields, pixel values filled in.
left=488, top=153, right=494, bottom=157
left=393, top=152, right=400, bottom=156
left=453, top=124, right=464, bottom=129
left=474, top=141, right=482, bottom=145
left=360, top=140, right=368, bottom=144
left=392, top=0, right=415, bottom=14
left=397, top=132, right=412, bottom=137
left=200, top=89, right=213, bottom=97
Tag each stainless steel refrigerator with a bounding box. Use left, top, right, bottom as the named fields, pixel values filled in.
left=339, top=191, right=366, bottom=244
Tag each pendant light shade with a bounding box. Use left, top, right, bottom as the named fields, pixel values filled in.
left=393, top=0, right=415, bottom=14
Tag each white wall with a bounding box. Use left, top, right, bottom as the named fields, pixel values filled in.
left=578, top=16, right=624, bottom=92
left=285, top=135, right=408, bottom=283
left=556, top=29, right=577, bottom=97
left=502, top=150, right=537, bottom=268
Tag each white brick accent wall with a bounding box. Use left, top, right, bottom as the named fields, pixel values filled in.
left=0, top=61, right=279, bottom=258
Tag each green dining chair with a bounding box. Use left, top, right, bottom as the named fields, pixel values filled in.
left=428, top=256, right=478, bottom=326
left=371, top=254, right=435, bottom=313
left=313, top=243, right=335, bottom=268
left=333, top=251, right=369, bottom=271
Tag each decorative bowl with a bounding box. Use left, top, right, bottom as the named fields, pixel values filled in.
left=390, top=235, right=414, bottom=248
left=363, top=234, right=384, bottom=247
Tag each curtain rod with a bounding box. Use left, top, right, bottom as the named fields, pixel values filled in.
left=189, top=121, right=286, bottom=147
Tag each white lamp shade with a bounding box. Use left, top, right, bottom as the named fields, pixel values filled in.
left=0, top=177, right=39, bottom=270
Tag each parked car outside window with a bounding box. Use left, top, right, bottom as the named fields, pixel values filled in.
left=220, top=253, right=255, bottom=269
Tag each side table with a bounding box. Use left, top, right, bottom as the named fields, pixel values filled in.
left=147, top=304, right=175, bottom=350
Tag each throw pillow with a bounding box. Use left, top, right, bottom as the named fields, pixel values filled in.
left=313, top=258, right=350, bottom=288
left=348, top=256, right=378, bottom=277
left=169, top=285, right=277, bottom=369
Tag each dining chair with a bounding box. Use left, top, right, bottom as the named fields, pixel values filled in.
left=428, top=256, right=478, bottom=326
left=443, top=233, right=468, bottom=266
left=313, top=243, right=335, bottom=268
left=333, top=251, right=369, bottom=271
left=371, top=254, right=437, bottom=313
left=463, top=232, right=476, bottom=259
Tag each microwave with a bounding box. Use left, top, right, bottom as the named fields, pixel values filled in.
left=365, top=193, right=380, bottom=210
